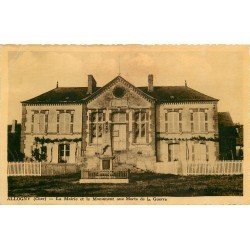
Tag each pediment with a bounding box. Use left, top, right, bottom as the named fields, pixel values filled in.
left=86, top=76, right=155, bottom=109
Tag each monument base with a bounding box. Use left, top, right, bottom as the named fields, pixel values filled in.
left=79, top=178, right=129, bottom=184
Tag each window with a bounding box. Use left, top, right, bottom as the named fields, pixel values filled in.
left=90, top=111, right=105, bottom=144
left=59, top=112, right=70, bottom=133
left=111, top=112, right=126, bottom=123
left=31, top=110, right=49, bottom=134
left=57, top=110, right=74, bottom=134
left=58, top=144, right=70, bottom=163
left=113, top=86, right=126, bottom=98
left=165, top=110, right=182, bottom=133
left=191, top=143, right=209, bottom=161
left=133, top=110, right=149, bottom=143
left=168, top=143, right=180, bottom=162
left=190, top=109, right=208, bottom=132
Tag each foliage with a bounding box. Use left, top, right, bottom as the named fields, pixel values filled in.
left=31, top=137, right=81, bottom=162
left=157, top=136, right=219, bottom=142
left=32, top=135, right=48, bottom=162
left=34, top=137, right=82, bottom=144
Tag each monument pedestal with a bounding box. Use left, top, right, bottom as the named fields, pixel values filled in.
left=98, top=121, right=114, bottom=170
left=100, top=155, right=114, bottom=171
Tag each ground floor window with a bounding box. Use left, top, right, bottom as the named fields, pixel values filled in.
left=191, top=143, right=209, bottom=161
left=168, top=143, right=180, bottom=162
left=58, top=143, right=70, bottom=163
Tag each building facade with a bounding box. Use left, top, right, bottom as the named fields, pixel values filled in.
left=21, top=75, right=219, bottom=169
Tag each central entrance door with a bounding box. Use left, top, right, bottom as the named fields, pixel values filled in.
left=111, top=124, right=127, bottom=151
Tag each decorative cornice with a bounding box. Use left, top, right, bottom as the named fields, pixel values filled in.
left=23, top=102, right=82, bottom=106
left=158, top=100, right=218, bottom=105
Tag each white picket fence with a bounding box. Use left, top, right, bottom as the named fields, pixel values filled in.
left=186, top=161, right=243, bottom=175
left=137, top=159, right=243, bottom=176
left=8, top=160, right=243, bottom=176
left=8, top=162, right=42, bottom=176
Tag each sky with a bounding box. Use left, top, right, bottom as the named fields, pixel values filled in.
left=7, top=45, right=248, bottom=124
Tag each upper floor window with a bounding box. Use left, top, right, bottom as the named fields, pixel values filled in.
left=31, top=110, right=49, bottom=134
left=90, top=111, right=105, bottom=144
left=57, top=110, right=74, bottom=134
left=133, top=110, right=149, bottom=143
left=165, top=110, right=182, bottom=133
left=190, top=109, right=208, bottom=132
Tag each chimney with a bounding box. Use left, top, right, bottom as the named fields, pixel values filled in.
left=87, top=75, right=97, bottom=94
left=11, top=120, right=17, bottom=133
left=148, top=74, right=154, bottom=92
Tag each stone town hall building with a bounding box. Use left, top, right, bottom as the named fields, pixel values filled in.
left=21, top=75, right=219, bottom=170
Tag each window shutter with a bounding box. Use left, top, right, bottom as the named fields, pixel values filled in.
left=39, top=113, right=45, bottom=133
left=65, top=113, right=71, bottom=133
left=168, top=112, right=173, bottom=133
left=206, top=144, right=209, bottom=161
left=192, top=145, right=195, bottom=161
left=173, top=112, right=179, bottom=132
left=146, top=123, right=149, bottom=143
left=194, top=112, right=199, bottom=132
left=200, top=112, right=205, bottom=132
left=59, top=113, right=65, bottom=134
left=34, top=113, right=39, bottom=133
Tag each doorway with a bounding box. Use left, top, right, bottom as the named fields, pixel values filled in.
left=111, top=124, right=127, bottom=151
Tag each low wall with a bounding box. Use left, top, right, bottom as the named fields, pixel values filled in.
left=154, top=162, right=182, bottom=175
left=137, top=159, right=182, bottom=175
left=41, top=163, right=82, bottom=176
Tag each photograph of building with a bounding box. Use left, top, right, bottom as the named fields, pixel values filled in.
left=20, top=74, right=220, bottom=171
left=6, top=46, right=245, bottom=197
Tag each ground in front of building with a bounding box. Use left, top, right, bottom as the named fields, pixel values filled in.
left=8, top=172, right=243, bottom=197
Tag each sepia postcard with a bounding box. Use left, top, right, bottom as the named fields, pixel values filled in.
left=0, top=45, right=249, bottom=205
